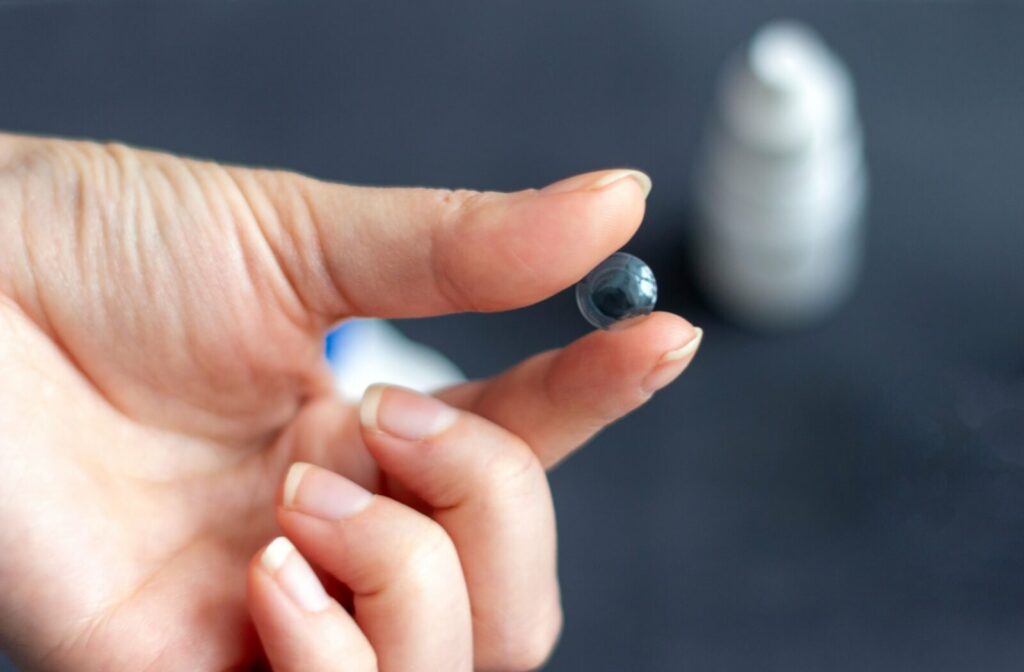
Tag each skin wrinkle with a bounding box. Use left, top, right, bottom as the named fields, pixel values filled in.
left=134, top=163, right=214, bottom=428
left=170, top=159, right=238, bottom=385
left=101, top=484, right=263, bottom=657
left=5, top=163, right=32, bottom=308
left=15, top=162, right=55, bottom=334
left=429, top=189, right=486, bottom=314
left=0, top=305, right=108, bottom=469
left=174, top=463, right=265, bottom=542
left=35, top=607, right=108, bottom=672
left=18, top=182, right=110, bottom=408
left=277, top=173, right=348, bottom=324
left=146, top=155, right=197, bottom=362
left=215, top=176, right=274, bottom=335
left=222, top=167, right=314, bottom=331
left=64, top=143, right=115, bottom=317
left=292, top=176, right=368, bottom=320
left=96, top=148, right=131, bottom=357
left=104, top=153, right=202, bottom=429
left=156, top=159, right=301, bottom=443
left=476, top=595, right=562, bottom=671
left=537, top=349, right=564, bottom=427
left=114, top=148, right=163, bottom=334
left=30, top=479, right=156, bottom=668
left=0, top=141, right=67, bottom=321
left=35, top=142, right=291, bottom=450
left=21, top=143, right=174, bottom=436
left=75, top=531, right=209, bottom=670
left=197, top=172, right=335, bottom=422
left=128, top=160, right=162, bottom=328
left=66, top=151, right=90, bottom=324
left=502, top=234, right=543, bottom=296
left=359, top=521, right=454, bottom=599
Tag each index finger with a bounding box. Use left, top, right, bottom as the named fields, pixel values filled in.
left=439, top=312, right=703, bottom=467
left=231, top=167, right=650, bottom=320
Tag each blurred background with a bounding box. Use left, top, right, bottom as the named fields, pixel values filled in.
left=1, top=1, right=1023, bottom=670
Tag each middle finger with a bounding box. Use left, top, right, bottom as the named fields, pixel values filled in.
left=359, top=384, right=562, bottom=671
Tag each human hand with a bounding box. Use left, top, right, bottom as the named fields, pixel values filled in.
left=0, top=133, right=701, bottom=670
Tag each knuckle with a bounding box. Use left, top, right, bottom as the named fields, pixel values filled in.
left=485, top=439, right=545, bottom=496
left=2, top=139, right=84, bottom=204
left=0, top=137, right=47, bottom=179
left=52, top=140, right=130, bottom=209
left=429, top=187, right=498, bottom=312
left=433, top=187, right=485, bottom=224
left=346, top=644, right=378, bottom=672
left=491, top=606, right=564, bottom=671
left=96, top=140, right=137, bottom=166
left=393, top=517, right=457, bottom=578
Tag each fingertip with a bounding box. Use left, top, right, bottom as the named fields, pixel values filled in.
left=251, top=536, right=332, bottom=614
left=247, top=537, right=376, bottom=672
left=281, top=462, right=313, bottom=509
left=539, top=168, right=652, bottom=199
left=629, top=311, right=701, bottom=362
left=437, top=175, right=647, bottom=312
left=359, top=384, right=386, bottom=432
left=260, top=536, right=297, bottom=575
left=441, top=310, right=701, bottom=468
left=586, top=312, right=704, bottom=400
left=511, top=311, right=701, bottom=461
left=246, top=540, right=291, bottom=621
left=657, top=326, right=704, bottom=365
left=567, top=311, right=700, bottom=380
left=529, top=174, right=648, bottom=255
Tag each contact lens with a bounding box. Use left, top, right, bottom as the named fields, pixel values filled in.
left=575, top=252, right=657, bottom=329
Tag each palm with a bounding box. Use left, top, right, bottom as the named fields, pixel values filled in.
left=0, top=141, right=373, bottom=669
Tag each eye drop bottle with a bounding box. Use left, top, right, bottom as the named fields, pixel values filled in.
left=694, top=21, right=868, bottom=330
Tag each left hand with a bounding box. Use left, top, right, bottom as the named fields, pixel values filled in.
left=0, top=133, right=701, bottom=670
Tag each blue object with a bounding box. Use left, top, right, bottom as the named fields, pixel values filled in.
left=575, top=252, right=657, bottom=329
left=324, top=321, right=359, bottom=363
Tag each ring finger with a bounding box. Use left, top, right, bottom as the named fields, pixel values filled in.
left=276, top=463, right=474, bottom=672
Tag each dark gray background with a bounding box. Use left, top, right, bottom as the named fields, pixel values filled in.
left=2, top=1, right=1023, bottom=670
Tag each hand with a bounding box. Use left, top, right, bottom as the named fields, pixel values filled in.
left=0, top=133, right=701, bottom=670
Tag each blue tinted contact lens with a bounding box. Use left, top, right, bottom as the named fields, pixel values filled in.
left=575, top=252, right=657, bottom=329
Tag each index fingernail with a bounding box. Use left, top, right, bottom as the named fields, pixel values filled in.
left=658, top=327, right=704, bottom=365
left=540, top=169, right=652, bottom=198
left=642, top=327, right=703, bottom=393
left=589, top=169, right=652, bottom=197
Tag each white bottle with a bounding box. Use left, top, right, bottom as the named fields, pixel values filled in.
left=326, top=319, right=464, bottom=401
left=694, top=20, right=868, bottom=330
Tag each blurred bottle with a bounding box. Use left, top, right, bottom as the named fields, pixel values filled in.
left=694, top=20, right=868, bottom=330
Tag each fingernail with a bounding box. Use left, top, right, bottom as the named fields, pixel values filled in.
left=659, top=327, right=703, bottom=364
left=260, top=537, right=330, bottom=612
left=282, top=462, right=373, bottom=521
left=642, top=327, right=703, bottom=393
left=589, top=169, right=652, bottom=197
left=541, top=169, right=652, bottom=198
left=360, top=384, right=458, bottom=441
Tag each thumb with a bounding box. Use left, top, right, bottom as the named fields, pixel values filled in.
left=227, top=166, right=651, bottom=320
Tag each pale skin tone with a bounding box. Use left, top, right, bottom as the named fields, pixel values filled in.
left=0, top=133, right=702, bottom=671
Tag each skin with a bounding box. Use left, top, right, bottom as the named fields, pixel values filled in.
left=0, top=133, right=700, bottom=671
